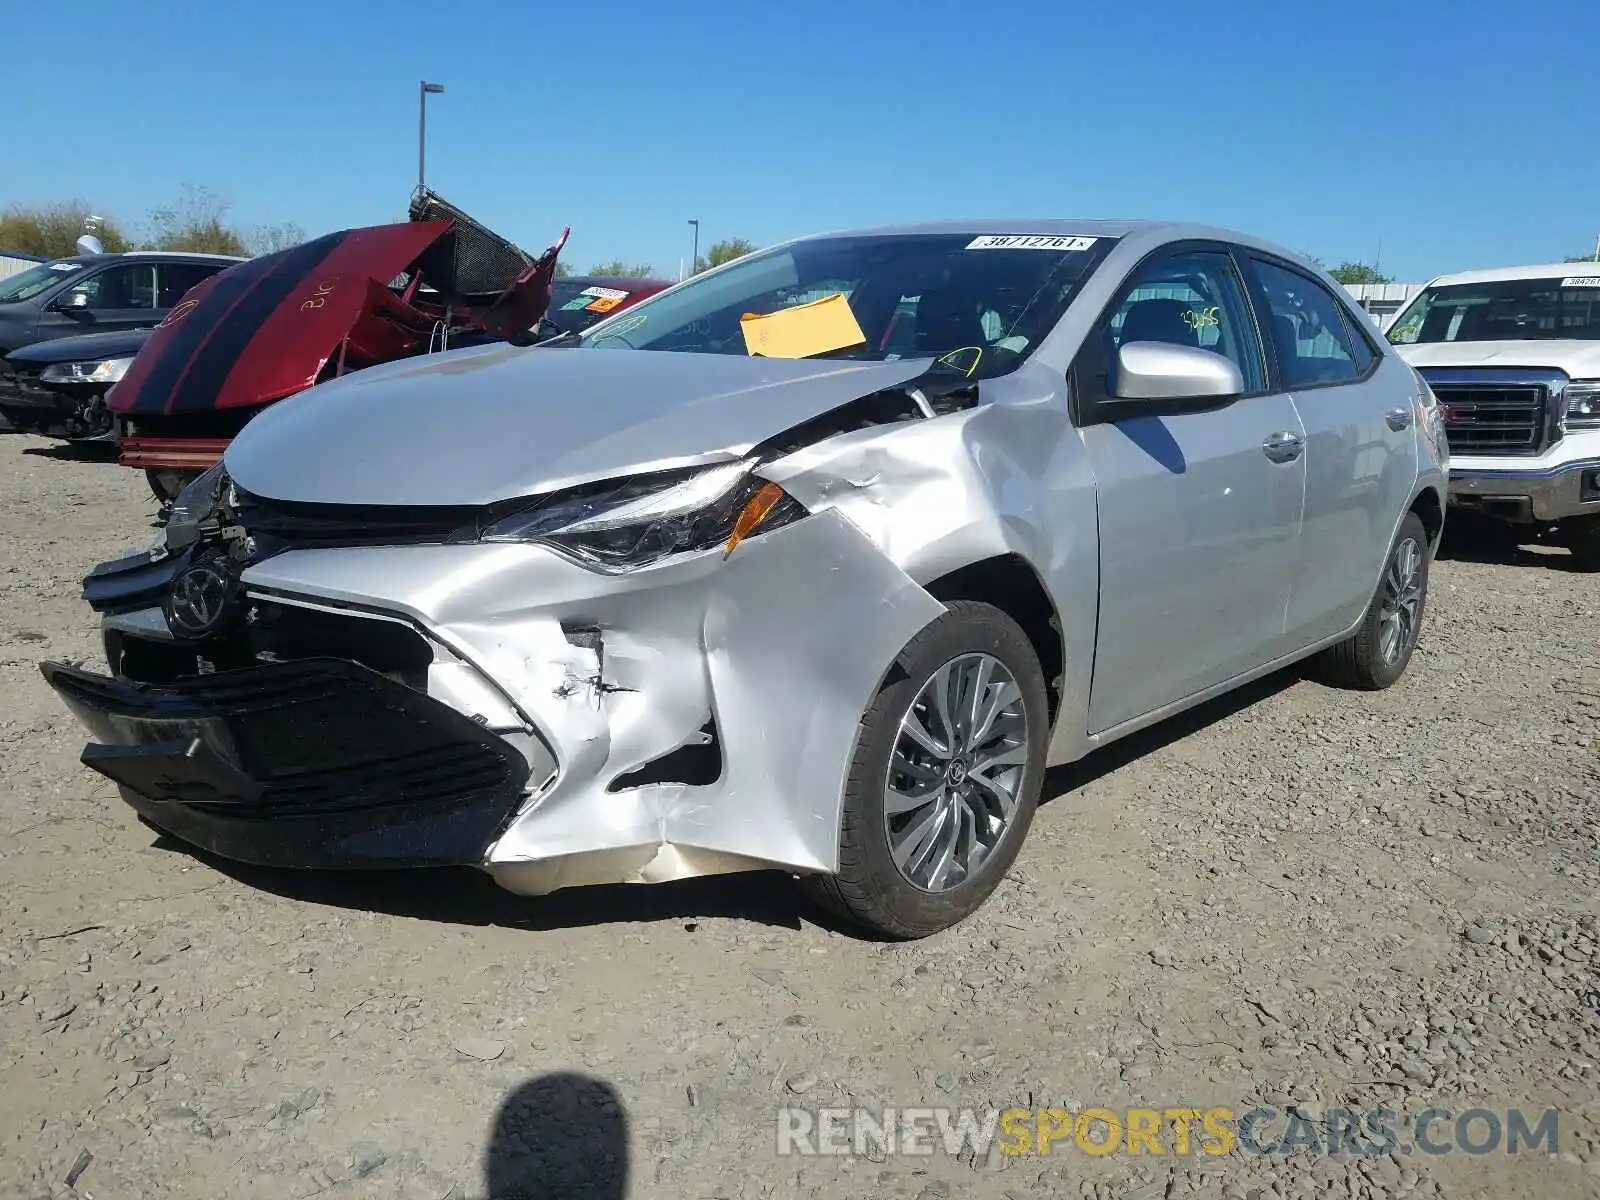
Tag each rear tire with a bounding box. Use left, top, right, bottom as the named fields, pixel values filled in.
left=1313, top=511, right=1430, bottom=690
left=802, top=600, right=1049, bottom=939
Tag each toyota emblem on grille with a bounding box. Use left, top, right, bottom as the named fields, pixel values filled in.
left=1440, top=402, right=1477, bottom=425
left=165, top=561, right=232, bottom=638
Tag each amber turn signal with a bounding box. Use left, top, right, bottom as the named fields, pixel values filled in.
left=724, top=482, right=788, bottom=556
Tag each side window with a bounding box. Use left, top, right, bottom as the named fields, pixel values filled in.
left=1251, top=259, right=1360, bottom=387
left=158, top=262, right=227, bottom=307
left=67, top=264, right=158, bottom=310
left=1343, top=310, right=1377, bottom=374
left=1107, top=249, right=1265, bottom=393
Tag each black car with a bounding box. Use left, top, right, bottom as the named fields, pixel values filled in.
left=0, top=251, right=243, bottom=356
left=0, top=327, right=151, bottom=441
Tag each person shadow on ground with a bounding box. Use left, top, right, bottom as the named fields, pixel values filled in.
left=483, top=1071, right=630, bottom=1199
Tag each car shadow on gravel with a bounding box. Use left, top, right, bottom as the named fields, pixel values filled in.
left=20, top=440, right=119, bottom=463
left=1040, top=670, right=1299, bottom=805
left=1435, top=512, right=1584, bottom=571
left=142, top=670, right=1308, bottom=936
left=480, top=1071, right=629, bottom=1199
left=147, top=833, right=821, bottom=933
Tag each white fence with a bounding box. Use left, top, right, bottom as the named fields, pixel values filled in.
left=0, top=253, right=46, bottom=281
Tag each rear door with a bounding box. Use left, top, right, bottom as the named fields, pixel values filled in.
left=1245, top=256, right=1416, bottom=645
left=157, top=261, right=231, bottom=313
left=1076, top=242, right=1307, bottom=733
left=36, top=261, right=163, bottom=339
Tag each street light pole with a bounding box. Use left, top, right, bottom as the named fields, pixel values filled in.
left=418, top=81, right=445, bottom=191
left=688, top=218, right=700, bottom=277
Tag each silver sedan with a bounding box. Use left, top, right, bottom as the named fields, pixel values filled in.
left=44, top=220, right=1448, bottom=938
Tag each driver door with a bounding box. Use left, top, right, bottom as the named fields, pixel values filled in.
left=1075, top=243, right=1306, bottom=734
left=38, top=262, right=162, bottom=339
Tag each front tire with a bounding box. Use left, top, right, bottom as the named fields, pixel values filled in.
left=1313, top=511, right=1430, bottom=690
left=803, top=600, right=1049, bottom=939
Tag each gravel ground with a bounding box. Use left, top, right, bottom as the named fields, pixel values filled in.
left=1, top=434, right=1597, bottom=1200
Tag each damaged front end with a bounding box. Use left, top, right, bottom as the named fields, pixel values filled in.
left=42, top=377, right=973, bottom=890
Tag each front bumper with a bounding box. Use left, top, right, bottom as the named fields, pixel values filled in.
left=1447, top=452, right=1600, bottom=523
left=42, top=657, right=532, bottom=869
left=51, top=511, right=945, bottom=891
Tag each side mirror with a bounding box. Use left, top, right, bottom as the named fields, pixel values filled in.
left=1113, top=340, right=1243, bottom=403
left=54, top=291, right=90, bottom=311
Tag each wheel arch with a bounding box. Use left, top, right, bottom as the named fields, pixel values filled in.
left=921, top=553, right=1065, bottom=724
left=1410, top=484, right=1445, bottom=551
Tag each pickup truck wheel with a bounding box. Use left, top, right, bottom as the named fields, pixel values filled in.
left=802, top=600, right=1048, bottom=939
left=1561, top=518, right=1600, bottom=572
left=1313, top=511, right=1430, bottom=690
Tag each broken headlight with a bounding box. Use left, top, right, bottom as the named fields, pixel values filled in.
left=163, top=462, right=230, bottom=554
left=483, top=460, right=808, bottom=570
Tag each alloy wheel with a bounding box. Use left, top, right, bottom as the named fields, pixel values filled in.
left=882, top=652, right=1030, bottom=893
left=1378, top=536, right=1424, bottom=665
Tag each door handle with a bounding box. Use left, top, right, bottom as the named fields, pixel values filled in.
left=1385, top=407, right=1413, bottom=431
left=1261, top=432, right=1304, bottom=463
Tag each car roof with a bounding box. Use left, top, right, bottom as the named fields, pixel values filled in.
left=1424, top=261, right=1600, bottom=287
left=783, top=218, right=1315, bottom=265
left=50, top=251, right=248, bottom=266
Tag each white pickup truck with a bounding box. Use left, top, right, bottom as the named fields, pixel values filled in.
left=1385, top=263, right=1600, bottom=569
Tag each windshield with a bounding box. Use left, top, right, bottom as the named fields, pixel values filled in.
left=545, top=280, right=651, bottom=334
left=576, top=232, right=1114, bottom=379
left=0, top=261, right=81, bottom=304
left=1387, top=275, right=1600, bottom=344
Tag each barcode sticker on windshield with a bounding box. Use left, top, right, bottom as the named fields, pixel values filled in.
left=580, top=286, right=630, bottom=300
left=49, top=263, right=84, bottom=272
left=966, top=235, right=1097, bottom=252
left=1561, top=276, right=1600, bottom=288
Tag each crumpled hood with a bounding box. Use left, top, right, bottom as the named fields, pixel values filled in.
left=1395, top=339, right=1600, bottom=378
left=224, top=345, right=935, bottom=507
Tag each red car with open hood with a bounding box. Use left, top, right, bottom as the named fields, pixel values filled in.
left=108, top=189, right=669, bottom=502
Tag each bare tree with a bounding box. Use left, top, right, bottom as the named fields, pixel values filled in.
left=247, top=222, right=307, bottom=256
left=146, top=184, right=250, bottom=256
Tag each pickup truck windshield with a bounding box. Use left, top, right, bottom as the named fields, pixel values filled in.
left=0, top=262, right=81, bottom=304
left=1387, top=277, right=1600, bottom=344
left=577, top=232, right=1113, bottom=380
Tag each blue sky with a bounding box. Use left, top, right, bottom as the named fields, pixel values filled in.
left=3, top=0, right=1597, bottom=282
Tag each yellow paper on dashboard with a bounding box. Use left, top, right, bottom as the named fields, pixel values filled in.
left=740, top=293, right=866, bottom=359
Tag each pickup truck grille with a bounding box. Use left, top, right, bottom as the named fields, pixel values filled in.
left=1430, top=383, right=1548, bottom=456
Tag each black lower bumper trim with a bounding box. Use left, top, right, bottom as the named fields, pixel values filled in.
left=41, top=657, right=531, bottom=870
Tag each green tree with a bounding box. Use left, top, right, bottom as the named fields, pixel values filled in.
left=588, top=259, right=656, bottom=278
left=1564, top=252, right=1600, bottom=263
left=694, top=238, right=756, bottom=274
left=247, top=222, right=306, bottom=256
left=553, top=259, right=573, bottom=278
left=146, top=184, right=250, bottom=256
left=0, top=200, right=132, bottom=257
left=1328, top=262, right=1394, bottom=286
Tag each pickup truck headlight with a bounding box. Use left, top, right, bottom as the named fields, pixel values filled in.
left=39, top=356, right=133, bottom=384
left=1566, top=381, right=1600, bottom=430
left=483, top=460, right=808, bottom=570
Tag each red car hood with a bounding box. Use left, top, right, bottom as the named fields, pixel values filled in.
left=111, top=206, right=566, bottom=417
